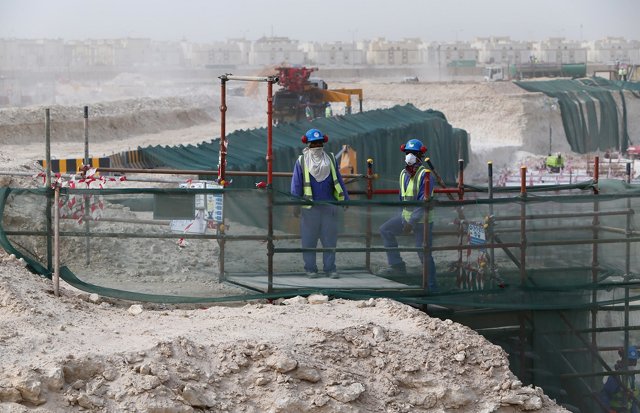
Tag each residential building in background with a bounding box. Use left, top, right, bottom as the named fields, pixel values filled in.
left=0, top=36, right=638, bottom=74
left=249, top=37, right=304, bottom=66
left=366, top=38, right=423, bottom=66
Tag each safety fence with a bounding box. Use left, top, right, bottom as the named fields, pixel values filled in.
left=2, top=165, right=640, bottom=412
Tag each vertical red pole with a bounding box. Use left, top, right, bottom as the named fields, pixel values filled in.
left=519, top=165, right=527, bottom=381
left=218, top=76, right=228, bottom=184
left=519, top=165, right=527, bottom=286
left=267, top=79, right=274, bottom=186
left=365, top=158, right=374, bottom=272
left=594, top=156, right=600, bottom=195
left=458, top=158, right=464, bottom=201
left=423, top=170, right=432, bottom=291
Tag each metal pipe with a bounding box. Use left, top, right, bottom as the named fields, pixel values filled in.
left=53, top=185, right=60, bottom=297
left=594, top=156, right=600, bottom=194
left=267, top=78, right=276, bottom=293
left=95, top=167, right=365, bottom=180
left=624, top=174, right=632, bottom=393
left=488, top=161, right=496, bottom=287
left=458, top=159, right=464, bottom=200
left=422, top=170, right=431, bottom=291
left=267, top=79, right=274, bottom=186
left=217, top=75, right=228, bottom=281
left=218, top=76, right=228, bottom=183
left=221, top=75, right=277, bottom=82
left=365, top=158, right=374, bottom=272
left=520, top=166, right=527, bottom=286
left=45, top=108, right=52, bottom=272
left=494, top=209, right=633, bottom=222
left=83, top=106, right=91, bottom=266
left=591, top=162, right=600, bottom=390
left=45, top=108, right=51, bottom=188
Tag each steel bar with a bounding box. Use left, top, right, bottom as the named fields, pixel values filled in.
left=422, top=170, right=431, bottom=291
left=493, top=209, right=633, bottom=222
left=267, top=79, right=275, bottom=293
left=45, top=108, right=52, bottom=272
left=83, top=105, right=91, bottom=266
left=53, top=186, right=60, bottom=297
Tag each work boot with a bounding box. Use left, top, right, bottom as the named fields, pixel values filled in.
left=378, top=263, right=407, bottom=276
left=306, top=271, right=320, bottom=279
left=328, top=271, right=340, bottom=279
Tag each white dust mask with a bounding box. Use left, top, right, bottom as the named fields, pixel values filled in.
left=405, top=153, right=418, bottom=166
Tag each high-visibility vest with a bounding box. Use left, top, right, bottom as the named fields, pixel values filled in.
left=399, top=166, right=434, bottom=223
left=610, top=375, right=640, bottom=412
left=299, top=152, right=344, bottom=208
left=546, top=155, right=564, bottom=168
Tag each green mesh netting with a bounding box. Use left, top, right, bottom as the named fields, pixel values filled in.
left=514, top=78, right=639, bottom=154
left=3, top=179, right=640, bottom=413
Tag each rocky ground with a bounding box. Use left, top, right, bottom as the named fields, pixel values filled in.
left=0, top=249, right=568, bottom=412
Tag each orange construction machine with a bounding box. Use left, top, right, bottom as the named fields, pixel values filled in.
left=273, top=66, right=363, bottom=124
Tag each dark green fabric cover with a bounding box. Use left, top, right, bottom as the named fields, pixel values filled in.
left=139, top=104, right=470, bottom=191
left=515, top=78, right=639, bottom=154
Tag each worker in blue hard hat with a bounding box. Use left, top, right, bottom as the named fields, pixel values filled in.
left=291, top=128, right=349, bottom=279
left=378, top=138, right=438, bottom=291
left=600, top=345, right=640, bottom=412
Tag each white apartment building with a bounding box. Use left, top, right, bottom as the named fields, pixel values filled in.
left=191, top=40, right=247, bottom=67
left=303, top=41, right=365, bottom=66
left=534, top=38, right=588, bottom=64
left=366, top=38, right=424, bottom=66
left=114, top=38, right=153, bottom=67
left=249, top=37, right=305, bottom=66
left=588, top=37, right=640, bottom=64
left=425, top=41, right=478, bottom=67
left=473, top=36, right=533, bottom=65
left=0, top=39, right=66, bottom=71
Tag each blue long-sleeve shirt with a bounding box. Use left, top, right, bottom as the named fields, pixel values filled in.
left=600, top=374, right=639, bottom=413
left=291, top=155, right=350, bottom=201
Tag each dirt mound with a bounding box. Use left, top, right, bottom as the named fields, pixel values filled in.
left=0, top=249, right=567, bottom=412
left=0, top=93, right=263, bottom=146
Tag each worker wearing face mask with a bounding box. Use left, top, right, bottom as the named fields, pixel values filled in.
left=378, top=138, right=437, bottom=291
left=291, top=128, right=349, bottom=279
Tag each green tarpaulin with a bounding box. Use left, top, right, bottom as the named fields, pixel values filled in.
left=139, top=104, right=470, bottom=191
left=515, top=78, right=638, bottom=154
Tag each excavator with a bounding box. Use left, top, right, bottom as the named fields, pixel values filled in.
left=271, top=66, right=363, bottom=124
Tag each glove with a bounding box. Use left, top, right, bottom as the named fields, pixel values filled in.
left=293, top=205, right=301, bottom=218
left=402, top=222, right=413, bottom=235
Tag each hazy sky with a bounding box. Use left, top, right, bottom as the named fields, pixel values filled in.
left=1, top=0, right=638, bottom=43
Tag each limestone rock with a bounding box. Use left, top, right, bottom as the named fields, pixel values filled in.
left=326, top=382, right=365, bottom=403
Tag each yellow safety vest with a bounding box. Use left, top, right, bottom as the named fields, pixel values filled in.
left=400, top=166, right=434, bottom=223
left=300, top=152, right=345, bottom=209
left=610, top=375, right=640, bottom=412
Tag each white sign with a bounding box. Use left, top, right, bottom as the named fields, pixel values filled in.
left=170, top=181, right=223, bottom=234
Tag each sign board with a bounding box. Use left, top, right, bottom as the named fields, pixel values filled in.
left=468, top=223, right=486, bottom=249
left=169, top=181, right=223, bottom=234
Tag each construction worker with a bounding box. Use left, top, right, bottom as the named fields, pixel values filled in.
left=621, top=65, right=628, bottom=82
left=305, top=103, right=314, bottom=121
left=599, top=346, right=640, bottom=412
left=325, top=103, right=333, bottom=118
left=545, top=153, right=564, bottom=173
left=378, top=138, right=438, bottom=291
left=291, top=128, right=349, bottom=279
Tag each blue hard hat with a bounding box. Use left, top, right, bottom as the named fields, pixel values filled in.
left=302, top=128, right=328, bottom=144
left=401, top=138, right=426, bottom=154
left=628, top=346, right=638, bottom=360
